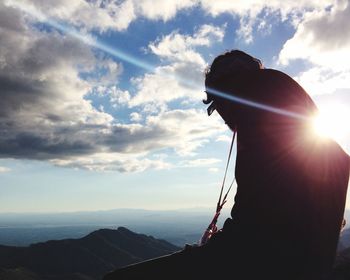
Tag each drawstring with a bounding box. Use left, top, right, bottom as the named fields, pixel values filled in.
left=199, top=130, right=237, bottom=246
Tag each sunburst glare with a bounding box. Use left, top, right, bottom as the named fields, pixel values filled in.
left=313, top=103, right=350, bottom=143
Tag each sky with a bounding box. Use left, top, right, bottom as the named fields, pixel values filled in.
left=0, top=0, right=350, bottom=213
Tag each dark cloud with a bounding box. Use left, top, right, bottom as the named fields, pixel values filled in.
left=0, top=132, right=95, bottom=160
left=304, top=2, right=350, bottom=51
left=0, top=2, right=107, bottom=161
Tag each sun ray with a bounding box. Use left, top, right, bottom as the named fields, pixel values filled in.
left=312, top=103, right=350, bottom=143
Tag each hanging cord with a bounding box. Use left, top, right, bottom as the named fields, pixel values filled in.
left=199, top=130, right=237, bottom=246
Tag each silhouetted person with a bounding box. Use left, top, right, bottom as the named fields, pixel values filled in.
left=103, top=50, right=349, bottom=280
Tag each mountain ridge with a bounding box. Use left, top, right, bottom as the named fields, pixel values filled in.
left=0, top=227, right=180, bottom=280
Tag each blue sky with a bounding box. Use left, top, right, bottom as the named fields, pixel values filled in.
left=0, top=0, right=349, bottom=212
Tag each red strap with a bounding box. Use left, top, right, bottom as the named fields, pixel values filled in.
left=200, top=131, right=236, bottom=245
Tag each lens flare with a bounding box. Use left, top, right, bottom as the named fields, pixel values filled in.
left=312, top=104, right=350, bottom=142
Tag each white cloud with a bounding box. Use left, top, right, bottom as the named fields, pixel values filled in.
left=129, top=24, right=225, bottom=109
left=278, top=1, right=350, bottom=97
left=135, top=0, right=196, bottom=21
left=50, top=153, right=171, bottom=172
left=0, top=166, right=11, bottom=173
left=144, top=109, right=225, bottom=156
left=149, top=24, right=225, bottom=62
left=129, top=64, right=202, bottom=108
left=109, top=87, right=131, bottom=108
left=130, top=112, right=142, bottom=122
left=199, top=0, right=333, bottom=43
left=295, top=67, right=350, bottom=96
left=5, top=0, right=336, bottom=46
left=215, top=135, right=232, bottom=143
left=180, top=158, right=221, bottom=167
left=199, top=0, right=330, bottom=17
left=5, top=0, right=197, bottom=33
left=5, top=0, right=136, bottom=32
left=279, top=1, right=350, bottom=71
left=52, top=154, right=222, bottom=172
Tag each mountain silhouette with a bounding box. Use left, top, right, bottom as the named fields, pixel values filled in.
left=0, top=227, right=180, bottom=280
left=1, top=226, right=350, bottom=280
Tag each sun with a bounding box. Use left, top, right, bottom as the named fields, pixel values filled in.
left=312, top=103, right=350, bottom=142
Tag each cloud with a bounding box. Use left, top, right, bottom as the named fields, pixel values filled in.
left=48, top=108, right=225, bottom=170
left=141, top=109, right=225, bottom=156
left=148, top=24, right=225, bottom=61
left=6, top=0, right=334, bottom=45
left=199, top=0, right=333, bottom=43
left=128, top=24, right=225, bottom=109
left=86, top=58, right=124, bottom=86
left=6, top=1, right=331, bottom=173
left=0, top=2, right=117, bottom=160
left=199, top=0, right=330, bottom=17
left=50, top=153, right=171, bottom=172
left=135, top=0, right=197, bottom=21
left=0, top=166, right=11, bottom=173
left=130, top=112, right=142, bottom=122
left=0, top=3, right=225, bottom=171
left=0, top=3, right=219, bottom=172
left=278, top=1, right=350, bottom=98
left=108, top=88, right=131, bottom=108
left=5, top=0, right=196, bottom=33
left=279, top=1, right=350, bottom=70
left=215, top=135, right=232, bottom=143
left=180, top=158, right=221, bottom=168
left=294, top=67, right=350, bottom=96
left=129, top=63, right=201, bottom=108
left=5, top=0, right=136, bottom=32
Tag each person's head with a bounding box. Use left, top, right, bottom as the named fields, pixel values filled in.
left=204, top=50, right=263, bottom=131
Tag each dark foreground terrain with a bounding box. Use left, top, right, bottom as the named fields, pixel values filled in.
left=0, top=227, right=350, bottom=280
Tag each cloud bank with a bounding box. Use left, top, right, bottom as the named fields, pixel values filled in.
left=0, top=2, right=225, bottom=171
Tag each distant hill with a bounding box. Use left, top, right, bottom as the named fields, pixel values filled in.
left=0, top=208, right=348, bottom=248
left=0, top=227, right=180, bottom=280
left=0, top=208, right=230, bottom=247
